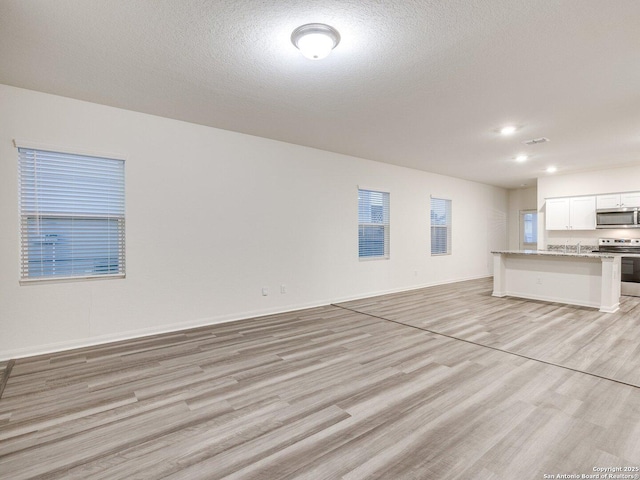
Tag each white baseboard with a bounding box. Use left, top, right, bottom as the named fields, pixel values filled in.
left=0, top=301, right=329, bottom=361
left=329, top=274, right=492, bottom=304
left=499, top=290, right=600, bottom=309
left=0, top=274, right=492, bottom=361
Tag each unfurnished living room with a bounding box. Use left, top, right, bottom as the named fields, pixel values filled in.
left=1, top=2, right=640, bottom=479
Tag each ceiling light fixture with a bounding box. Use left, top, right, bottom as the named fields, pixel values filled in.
left=500, top=125, right=517, bottom=135
left=546, top=166, right=557, bottom=173
left=291, top=23, right=341, bottom=60
left=515, top=154, right=528, bottom=162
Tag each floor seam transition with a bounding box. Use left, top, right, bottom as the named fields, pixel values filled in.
left=331, top=303, right=640, bottom=391
left=0, top=359, right=16, bottom=400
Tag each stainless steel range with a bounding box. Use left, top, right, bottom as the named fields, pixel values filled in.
left=596, top=238, right=640, bottom=296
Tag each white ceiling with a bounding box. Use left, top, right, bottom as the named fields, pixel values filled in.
left=1, top=1, right=639, bottom=189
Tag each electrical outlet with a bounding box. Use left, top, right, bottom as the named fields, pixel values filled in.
left=280, top=284, right=287, bottom=294
left=536, top=277, right=542, bottom=285
left=262, top=287, right=269, bottom=296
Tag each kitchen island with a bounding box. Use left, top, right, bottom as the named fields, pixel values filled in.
left=491, top=250, right=621, bottom=313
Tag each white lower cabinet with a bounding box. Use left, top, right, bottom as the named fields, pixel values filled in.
left=546, top=196, right=596, bottom=230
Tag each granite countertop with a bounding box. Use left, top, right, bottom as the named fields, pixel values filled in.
left=491, top=250, right=617, bottom=258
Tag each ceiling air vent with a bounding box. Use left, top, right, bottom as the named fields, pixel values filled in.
left=523, top=137, right=550, bottom=145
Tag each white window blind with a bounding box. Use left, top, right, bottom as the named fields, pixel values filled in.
left=18, top=147, right=125, bottom=281
left=358, top=189, right=390, bottom=259
left=431, top=197, right=451, bottom=255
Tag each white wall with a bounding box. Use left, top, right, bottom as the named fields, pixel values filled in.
left=538, top=166, right=640, bottom=248
left=507, top=187, right=537, bottom=249
left=0, top=84, right=508, bottom=359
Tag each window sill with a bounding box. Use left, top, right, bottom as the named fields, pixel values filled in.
left=20, top=273, right=126, bottom=285
left=359, top=256, right=390, bottom=262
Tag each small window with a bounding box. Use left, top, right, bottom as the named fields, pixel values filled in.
left=431, top=197, right=451, bottom=255
left=520, top=210, right=538, bottom=250
left=18, top=147, right=125, bottom=282
left=358, top=189, right=390, bottom=259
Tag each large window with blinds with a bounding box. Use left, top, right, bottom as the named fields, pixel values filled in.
left=431, top=197, right=451, bottom=255
left=358, top=189, right=390, bottom=259
left=18, top=147, right=125, bottom=282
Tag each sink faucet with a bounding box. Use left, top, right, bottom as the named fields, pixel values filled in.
left=564, top=240, right=568, bottom=253
left=577, top=241, right=581, bottom=254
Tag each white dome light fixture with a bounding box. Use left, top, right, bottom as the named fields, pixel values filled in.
left=291, top=23, right=341, bottom=60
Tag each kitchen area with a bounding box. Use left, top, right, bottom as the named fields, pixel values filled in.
left=495, top=184, right=640, bottom=313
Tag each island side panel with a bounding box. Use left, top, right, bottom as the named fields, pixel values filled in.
left=492, top=253, right=507, bottom=297
left=501, top=255, right=602, bottom=309
left=599, top=256, right=621, bottom=313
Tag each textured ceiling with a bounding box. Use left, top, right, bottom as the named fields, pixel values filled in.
left=1, top=0, right=639, bottom=189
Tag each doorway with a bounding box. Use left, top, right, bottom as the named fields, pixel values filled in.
left=519, top=210, right=538, bottom=250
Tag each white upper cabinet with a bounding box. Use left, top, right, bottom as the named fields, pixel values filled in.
left=620, top=192, right=640, bottom=208
left=596, top=194, right=620, bottom=209
left=546, top=196, right=596, bottom=230
left=569, top=196, right=596, bottom=229
left=546, top=197, right=571, bottom=230
left=596, top=192, right=640, bottom=209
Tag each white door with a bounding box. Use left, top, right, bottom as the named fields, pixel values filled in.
left=519, top=210, right=538, bottom=250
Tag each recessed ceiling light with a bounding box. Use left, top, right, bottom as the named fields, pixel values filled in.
left=546, top=166, right=557, bottom=173
left=500, top=125, right=517, bottom=135
left=520, top=183, right=528, bottom=187
left=291, top=23, right=341, bottom=60
left=515, top=154, right=528, bottom=162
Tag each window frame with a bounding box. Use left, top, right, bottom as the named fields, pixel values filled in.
left=358, top=188, right=390, bottom=260
left=430, top=197, right=452, bottom=256
left=520, top=209, right=538, bottom=250
left=17, top=143, right=126, bottom=284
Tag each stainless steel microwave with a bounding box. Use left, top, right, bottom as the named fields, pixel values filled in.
left=596, top=207, right=639, bottom=228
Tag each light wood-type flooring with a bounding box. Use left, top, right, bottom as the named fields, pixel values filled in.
left=1, top=277, right=640, bottom=479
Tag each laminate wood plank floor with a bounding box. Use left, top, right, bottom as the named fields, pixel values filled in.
left=338, top=277, right=640, bottom=387
left=1, top=282, right=639, bottom=479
